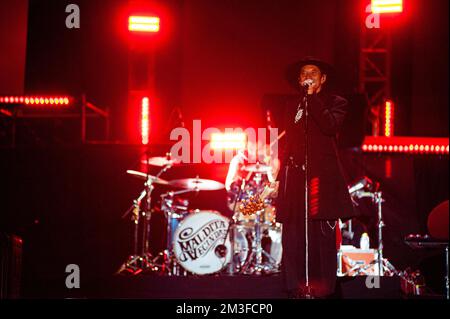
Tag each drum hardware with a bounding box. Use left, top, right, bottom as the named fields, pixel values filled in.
left=160, top=188, right=199, bottom=276
left=116, top=163, right=173, bottom=275
left=141, top=155, right=182, bottom=167
left=168, top=177, right=225, bottom=191
left=240, top=209, right=280, bottom=275
left=222, top=177, right=246, bottom=275
left=404, top=234, right=449, bottom=299
left=348, top=178, right=398, bottom=277
left=242, top=163, right=273, bottom=174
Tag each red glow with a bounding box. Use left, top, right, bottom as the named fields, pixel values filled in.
left=129, top=16, right=160, bottom=32
left=210, top=132, right=247, bottom=150
left=141, top=97, right=150, bottom=145
left=371, top=0, right=403, bottom=14
left=385, top=158, right=392, bottom=178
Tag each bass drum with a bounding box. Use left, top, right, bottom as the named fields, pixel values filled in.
left=173, top=210, right=248, bottom=275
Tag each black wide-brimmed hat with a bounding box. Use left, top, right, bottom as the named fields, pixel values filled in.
left=285, top=56, right=335, bottom=90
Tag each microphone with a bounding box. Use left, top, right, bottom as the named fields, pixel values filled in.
left=302, top=79, right=313, bottom=88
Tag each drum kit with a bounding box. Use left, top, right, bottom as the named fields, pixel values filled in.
left=117, top=154, right=282, bottom=277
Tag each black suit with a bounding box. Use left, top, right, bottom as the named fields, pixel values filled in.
left=277, top=90, right=356, bottom=297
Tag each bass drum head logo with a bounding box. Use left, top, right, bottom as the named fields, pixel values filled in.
left=173, top=211, right=231, bottom=275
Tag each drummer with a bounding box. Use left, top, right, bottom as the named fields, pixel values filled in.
left=225, top=139, right=280, bottom=191
left=225, top=138, right=280, bottom=222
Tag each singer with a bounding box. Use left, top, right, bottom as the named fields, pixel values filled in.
left=278, top=57, right=356, bottom=298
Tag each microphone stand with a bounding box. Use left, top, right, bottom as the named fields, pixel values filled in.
left=303, top=89, right=312, bottom=298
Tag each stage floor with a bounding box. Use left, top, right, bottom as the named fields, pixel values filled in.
left=84, top=273, right=409, bottom=299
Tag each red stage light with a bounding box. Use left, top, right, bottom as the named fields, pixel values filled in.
left=371, top=0, right=403, bottom=14
left=141, top=97, right=150, bottom=145
left=129, top=16, right=160, bottom=32
left=362, top=137, right=449, bottom=155
left=384, top=100, right=394, bottom=137
left=5, top=97, right=9, bottom=103
left=210, top=132, right=247, bottom=150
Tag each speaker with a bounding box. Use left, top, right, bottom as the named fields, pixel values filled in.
left=337, top=276, right=402, bottom=299
left=0, top=233, right=23, bottom=299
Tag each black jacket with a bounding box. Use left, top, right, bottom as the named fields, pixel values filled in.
left=277, top=91, right=356, bottom=221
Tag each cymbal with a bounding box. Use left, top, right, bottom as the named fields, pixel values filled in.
left=242, top=163, right=272, bottom=173
left=126, top=170, right=169, bottom=185
left=141, top=156, right=181, bottom=167
left=168, top=178, right=225, bottom=191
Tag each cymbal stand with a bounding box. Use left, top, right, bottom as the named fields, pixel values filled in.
left=116, top=186, right=159, bottom=274
left=117, top=164, right=172, bottom=275
left=353, top=190, right=398, bottom=276
left=160, top=187, right=198, bottom=276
